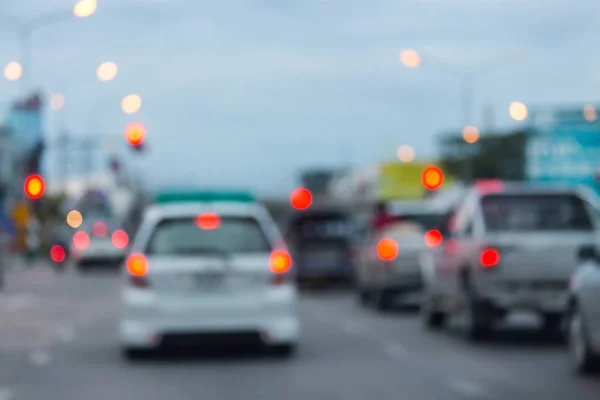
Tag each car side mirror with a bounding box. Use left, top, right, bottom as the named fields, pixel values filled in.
left=577, top=245, right=598, bottom=262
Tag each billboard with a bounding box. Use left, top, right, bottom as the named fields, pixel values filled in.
left=6, top=94, right=44, bottom=160
left=526, top=105, right=600, bottom=195
left=377, top=162, right=455, bottom=201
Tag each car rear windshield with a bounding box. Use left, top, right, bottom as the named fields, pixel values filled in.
left=145, top=217, right=272, bottom=255
left=287, top=213, right=352, bottom=243
left=481, top=194, right=593, bottom=232
left=394, top=213, right=446, bottom=231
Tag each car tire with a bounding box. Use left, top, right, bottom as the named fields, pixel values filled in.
left=421, top=298, right=446, bottom=330
left=357, top=287, right=370, bottom=305
left=121, top=347, right=149, bottom=361
left=568, top=305, right=600, bottom=374
left=373, top=289, right=394, bottom=311
left=466, top=300, right=492, bottom=341
left=542, top=313, right=563, bottom=334
left=271, top=343, right=296, bottom=357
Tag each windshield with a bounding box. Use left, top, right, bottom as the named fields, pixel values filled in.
left=482, top=194, right=593, bottom=232
left=394, top=213, right=446, bottom=231
left=146, top=217, right=272, bottom=255
left=287, top=213, right=352, bottom=243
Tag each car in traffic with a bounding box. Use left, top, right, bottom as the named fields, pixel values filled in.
left=72, top=218, right=130, bottom=272
left=355, top=200, right=451, bottom=310
left=119, top=190, right=298, bottom=359
left=567, top=243, right=600, bottom=374
left=420, top=181, right=599, bottom=340
left=284, top=206, right=355, bottom=285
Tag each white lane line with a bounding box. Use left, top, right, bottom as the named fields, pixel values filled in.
left=448, top=378, right=487, bottom=397
left=382, top=342, right=408, bottom=359
left=57, top=327, right=75, bottom=342
left=0, top=388, right=14, bottom=400
left=29, top=351, right=50, bottom=366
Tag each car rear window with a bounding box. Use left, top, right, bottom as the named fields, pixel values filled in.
left=481, top=194, right=593, bottom=232
left=288, top=213, right=352, bottom=242
left=145, top=217, right=272, bottom=255
left=394, top=213, right=446, bottom=231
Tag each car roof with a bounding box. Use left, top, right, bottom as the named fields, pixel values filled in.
left=145, top=201, right=267, bottom=221
left=388, top=200, right=447, bottom=216
left=472, top=181, right=590, bottom=197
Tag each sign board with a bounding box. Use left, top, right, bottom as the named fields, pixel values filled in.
left=6, top=95, right=43, bottom=160
left=377, top=162, right=455, bottom=201
left=526, top=105, right=600, bottom=195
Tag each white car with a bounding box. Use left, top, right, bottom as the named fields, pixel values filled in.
left=73, top=219, right=129, bottom=271
left=119, top=191, right=299, bottom=359
left=567, top=244, right=600, bottom=374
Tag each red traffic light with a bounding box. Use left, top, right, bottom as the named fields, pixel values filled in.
left=422, top=166, right=444, bottom=190
left=125, top=122, right=146, bottom=147
left=24, top=174, right=45, bottom=199
left=290, top=187, right=312, bottom=210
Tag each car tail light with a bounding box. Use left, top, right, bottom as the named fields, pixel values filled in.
left=50, top=245, right=66, bottom=263
left=480, top=248, right=500, bottom=268
left=424, top=229, right=443, bottom=248
left=112, top=230, right=129, bottom=249
left=126, top=253, right=150, bottom=287
left=92, top=221, right=108, bottom=237
left=377, top=238, right=398, bottom=261
left=73, top=231, right=90, bottom=250
left=269, top=250, right=292, bottom=284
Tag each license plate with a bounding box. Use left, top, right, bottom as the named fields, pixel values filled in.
left=191, top=273, right=224, bottom=290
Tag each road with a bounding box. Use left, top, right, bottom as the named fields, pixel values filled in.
left=1, top=266, right=599, bottom=400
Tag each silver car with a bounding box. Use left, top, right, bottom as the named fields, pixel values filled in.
left=567, top=243, right=600, bottom=374
left=421, top=182, right=598, bottom=340
left=355, top=201, right=449, bottom=310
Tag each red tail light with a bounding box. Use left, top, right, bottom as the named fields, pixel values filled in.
left=112, top=230, right=129, bottom=249
left=377, top=238, right=398, bottom=261
left=93, top=221, right=108, bottom=237
left=50, top=245, right=66, bottom=263
left=73, top=231, right=90, bottom=250
left=126, top=253, right=150, bottom=288
left=424, top=230, right=443, bottom=248
left=480, top=248, right=500, bottom=268
left=269, top=250, right=292, bottom=274
left=269, top=250, right=292, bottom=284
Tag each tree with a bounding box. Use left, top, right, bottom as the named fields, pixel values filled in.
left=438, top=129, right=527, bottom=181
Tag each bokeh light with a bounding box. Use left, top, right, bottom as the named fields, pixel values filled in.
left=509, top=101, right=528, bottom=121
left=73, top=231, right=90, bottom=250
left=397, top=145, right=415, bottom=163
left=290, top=187, right=312, bottom=210
left=50, top=245, right=66, bottom=263
left=24, top=175, right=45, bottom=199
left=3, top=61, right=22, bottom=81
left=125, top=122, right=146, bottom=146
left=462, top=125, right=480, bottom=144
left=66, top=210, right=83, bottom=228
left=583, top=105, right=597, bottom=122
left=399, top=49, right=421, bottom=68
left=121, top=94, right=142, bottom=114
left=422, top=166, right=444, bottom=190
left=97, top=62, right=118, bottom=81
left=50, top=93, right=65, bottom=111
left=377, top=238, right=399, bottom=261
left=195, top=213, right=221, bottom=230
left=73, top=0, right=97, bottom=18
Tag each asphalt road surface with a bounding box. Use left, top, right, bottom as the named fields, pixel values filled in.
left=1, top=265, right=600, bottom=400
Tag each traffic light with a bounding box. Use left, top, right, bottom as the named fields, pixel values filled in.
left=290, top=187, right=312, bottom=210
left=125, top=122, right=146, bottom=151
left=421, top=166, right=444, bottom=191
left=24, top=174, right=45, bottom=199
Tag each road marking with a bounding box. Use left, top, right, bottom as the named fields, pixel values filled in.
left=382, top=342, right=408, bottom=359
left=29, top=351, right=50, bottom=366
left=58, top=327, right=74, bottom=342
left=0, top=388, right=14, bottom=400
left=448, top=378, right=486, bottom=397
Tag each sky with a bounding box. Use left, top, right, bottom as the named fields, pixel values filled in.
left=1, top=0, right=600, bottom=196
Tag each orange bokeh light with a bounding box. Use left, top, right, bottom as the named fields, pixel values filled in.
left=290, top=187, right=312, bottom=210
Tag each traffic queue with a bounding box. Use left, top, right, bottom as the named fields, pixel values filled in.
left=352, top=179, right=600, bottom=375
left=45, top=182, right=600, bottom=377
